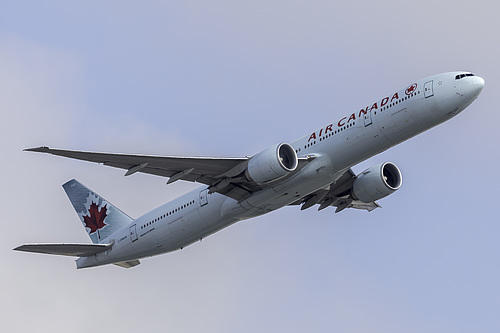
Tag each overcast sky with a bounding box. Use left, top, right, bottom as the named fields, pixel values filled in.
left=2, top=1, right=499, bottom=332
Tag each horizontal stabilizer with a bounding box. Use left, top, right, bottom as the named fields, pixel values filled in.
left=13, top=243, right=113, bottom=257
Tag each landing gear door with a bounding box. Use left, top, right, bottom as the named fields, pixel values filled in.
left=424, top=80, right=434, bottom=98
left=364, top=110, right=372, bottom=126
left=200, top=189, right=208, bottom=206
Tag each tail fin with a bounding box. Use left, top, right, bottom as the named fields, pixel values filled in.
left=63, top=179, right=133, bottom=244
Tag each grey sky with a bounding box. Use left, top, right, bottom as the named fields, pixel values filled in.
left=2, top=1, right=499, bottom=332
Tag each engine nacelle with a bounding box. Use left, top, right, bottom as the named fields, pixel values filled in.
left=352, top=162, right=402, bottom=203
left=247, top=143, right=298, bottom=184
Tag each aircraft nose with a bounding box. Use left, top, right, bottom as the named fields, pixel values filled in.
left=472, top=75, right=485, bottom=93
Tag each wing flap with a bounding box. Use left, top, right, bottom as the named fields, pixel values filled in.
left=114, top=260, right=141, bottom=268
left=292, top=168, right=381, bottom=212
left=13, top=243, right=113, bottom=257
left=348, top=200, right=380, bottom=212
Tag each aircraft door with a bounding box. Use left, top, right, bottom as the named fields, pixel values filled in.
left=130, top=224, right=138, bottom=242
left=424, top=80, right=434, bottom=98
left=200, top=189, right=208, bottom=206
left=364, top=110, right=373, bottom=126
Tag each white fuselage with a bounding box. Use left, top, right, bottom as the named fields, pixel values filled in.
left=77, top=72, right=484, bottom=268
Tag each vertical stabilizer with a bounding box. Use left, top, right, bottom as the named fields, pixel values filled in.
left=63, top=179, right=133, bottom=244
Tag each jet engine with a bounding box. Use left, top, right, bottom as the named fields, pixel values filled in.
left=352, top=162, right=402, bottom=203
left=247, top=143, right=298, bottom=184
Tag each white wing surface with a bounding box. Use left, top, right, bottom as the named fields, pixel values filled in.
left=25, top=146, right=308, bottom=201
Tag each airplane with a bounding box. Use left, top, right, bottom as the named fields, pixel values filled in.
left=14, top=71, right=484, bottom=269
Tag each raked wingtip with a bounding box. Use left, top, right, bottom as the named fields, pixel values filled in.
left=24, top=146, right=50, bottom=153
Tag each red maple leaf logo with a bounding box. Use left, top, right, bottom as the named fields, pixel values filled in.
left=405, top=83, right=417, bottom=95
left=83, top=202, right=108, bottom=235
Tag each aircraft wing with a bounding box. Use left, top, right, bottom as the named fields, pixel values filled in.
left=25, top=146, right=309, bottom=201
left=14, top=243, right=113, bottom=257
left=290, top=168, right=380, bottom=212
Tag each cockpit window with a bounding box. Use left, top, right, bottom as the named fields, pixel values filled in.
left=455, top=73, right=475, bottom=80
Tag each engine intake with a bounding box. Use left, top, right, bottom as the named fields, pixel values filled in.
left=247, top=143, right=298, bottom=184
left=352, top=162, right=402, bottom=203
